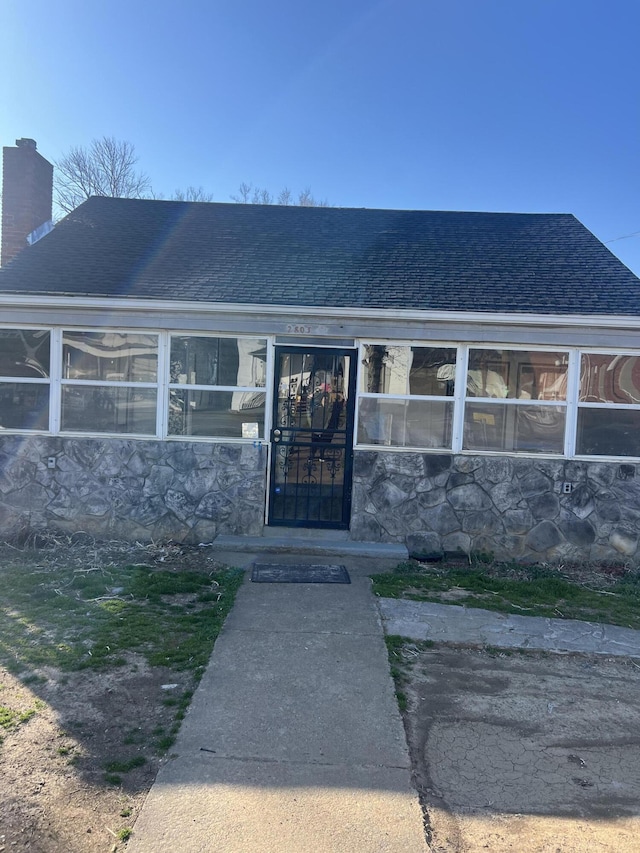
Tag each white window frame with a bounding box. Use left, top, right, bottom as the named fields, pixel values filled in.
left=0, top=327, right=274, bottom=443
left=165, top=333, right=270, bottom=441
left=2, top=325, right=640, bottom=461
left=0, top=326, right=52, bottom=434
left=573, top=348, right=640, bottom=460
left=59, top=328, right=161, bottom=438
left=355, top=341, right=578, bottom=458
left=461, top=344, right=571, bottom=457
left=356, top=340, right=461, bottom=451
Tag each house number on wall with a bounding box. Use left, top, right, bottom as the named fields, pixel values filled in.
left=285, top=324, right=313, bottom=334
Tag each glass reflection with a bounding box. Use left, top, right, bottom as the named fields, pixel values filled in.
left=169, top=390, right=265, bottom=437
left=0, top=384, right=49, bottom=430
left=63, top=332, right=157, bottom=382
left=580, top=354, right=640, bottom=404
left=361, top=345, right=456, bottom=396
left=467, top=350, right=567, bottom=400
left=577, top=409, right=640, bottom=457
left=0, top=330, right=50, bottom=378
left=358, top=398, right=453, bottom=448
left=463, top=403, right=565, bottom=453
left=170, top=337, right=266, bottom=387
left=61, top=386, right=157, bottom=434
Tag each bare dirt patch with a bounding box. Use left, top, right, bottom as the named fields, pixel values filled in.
left=0, top=658, right=188, bottom=852
left=396, top=644, right=640, bottom=853
left=0, top=539, right=241, bottom=853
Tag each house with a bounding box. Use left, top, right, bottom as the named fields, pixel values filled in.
left=1, top=192, right=640, bottom=563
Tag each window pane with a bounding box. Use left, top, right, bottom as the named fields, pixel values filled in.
left=580, top=354, right=640, bottom=404
left=357, top=397, right=453, bottom=448
left=463, top=403, right=565, bottom=453
left=467, top=350, right=567, bottom=400
left=577, top=409, right=640, bottom=456
left=63, top=332, right=157, bottom=382
left=169, top=390, right=266, bottom=438
left=62, top=386, right=157, bottom=434
left=361, top=345, right=456, bottom=396
left=0, top=329, right=50, bottom=378
left=170, top=336, right=267, bottom=387
left=0, top=383, right=49, bottom=429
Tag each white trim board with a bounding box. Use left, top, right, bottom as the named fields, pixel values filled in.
left=1, top=293, right=640, bottom=331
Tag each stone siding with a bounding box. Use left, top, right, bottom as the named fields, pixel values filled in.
left=351, top=451, right=640, bottom=564
left=0, top=436, right=267, bottom=543
left=2, top=436, right=638, bottom=564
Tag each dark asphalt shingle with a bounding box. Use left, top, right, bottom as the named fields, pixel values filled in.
left=0, top=197, right=638, bottom=315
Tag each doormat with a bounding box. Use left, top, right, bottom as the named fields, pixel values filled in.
left=251, top=563, right=351, bottom=584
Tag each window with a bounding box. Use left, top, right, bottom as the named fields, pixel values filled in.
left=61, top=331, right=158, bottom=434
left=357, top=344, right=456, bottom=448
left=0, top=328, right=268, bottom=441
left=0, top=329, right=50, bottom=430
left=577, top=353, right=640, bottom=457
left=168, top=336, right=267, bottom=438
left=2, top=326, right=640, bottom=461
left=463, top=349, right=567, bottom=454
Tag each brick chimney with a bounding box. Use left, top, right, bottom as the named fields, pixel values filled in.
left=1, top=138, right=53, bottom=266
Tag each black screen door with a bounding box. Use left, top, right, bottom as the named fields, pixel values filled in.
left=268, top=347, right=356, bottom=528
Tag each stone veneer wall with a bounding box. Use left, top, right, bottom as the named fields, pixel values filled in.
left=351, top=451, right=640, bottom=564
left=0, top=436, right=267, bottom=543
left=2, top=436, right=638, bottom=564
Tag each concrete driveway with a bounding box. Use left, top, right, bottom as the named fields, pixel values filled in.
left=397, top=644, right=640, bottom=853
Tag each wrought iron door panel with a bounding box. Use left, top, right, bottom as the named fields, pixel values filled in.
left=268, top=348, right=356, bottom=528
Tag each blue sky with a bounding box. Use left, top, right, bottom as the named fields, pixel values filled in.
left=2, top=0, right=640, bottom=274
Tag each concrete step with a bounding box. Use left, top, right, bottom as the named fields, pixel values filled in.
left=213, top=532, right=407, bottom=560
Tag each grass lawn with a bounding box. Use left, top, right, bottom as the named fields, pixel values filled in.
left=0, top=551, right=244, bottom=677
left=0, top=541, right=244, bottom=753
left=372, top=558, right=640, bottom=630
left=0, top=539, right=245, bottom=850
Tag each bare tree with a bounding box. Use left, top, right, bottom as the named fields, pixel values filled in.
left=54, top=137, right=327, bottom=214
left=230, top=182, right=252, bottom=204
left=55, top=137, right=152, bottom=213
left=277, top=188, right=293, bottom=206
left=296, top=187, right=329, bottom=207
left=230, top=182, right=273, bottom=204
left=232, top=182, right=328, bottom=207
left=171, top=186, right=214, bottom=202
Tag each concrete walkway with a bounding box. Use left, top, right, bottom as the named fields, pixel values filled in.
left=128, top=556, right=427, bottom=853
left=380, top=598, right=640, bottom=657
left=128, top=539, right=640, bottom=853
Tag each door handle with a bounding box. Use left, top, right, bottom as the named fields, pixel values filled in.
left=272, top=429, right=282, bottom=443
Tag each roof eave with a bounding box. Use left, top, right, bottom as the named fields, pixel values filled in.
left=0, top=292, right=638, bottom=330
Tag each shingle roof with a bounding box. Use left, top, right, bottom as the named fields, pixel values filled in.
left=0, top=196, right=638, bottom=315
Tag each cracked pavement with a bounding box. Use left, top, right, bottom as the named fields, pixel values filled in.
left=399, top=646, right=640, bottom=853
